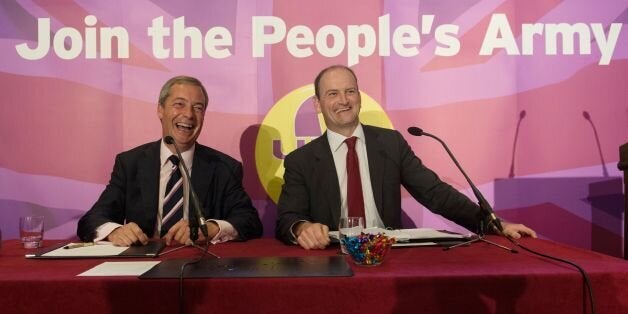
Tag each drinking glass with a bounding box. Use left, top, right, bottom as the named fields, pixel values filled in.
left=338, top=217, right=364, bottom=254
left=19, top=216, right=44, bottom=249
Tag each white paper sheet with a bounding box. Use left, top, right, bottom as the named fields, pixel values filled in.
left=383, top=228, right=465, bottom=241
left=78, top=261, right=161, bottom=276
left=42, top=242, right=127, bottom=257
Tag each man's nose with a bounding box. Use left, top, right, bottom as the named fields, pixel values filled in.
left=338, top=93, right=348, bottom=105
left=181, top=104, right=194, bottom=117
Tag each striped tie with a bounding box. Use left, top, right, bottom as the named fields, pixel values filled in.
left=161, top=155, right=184, bottom=236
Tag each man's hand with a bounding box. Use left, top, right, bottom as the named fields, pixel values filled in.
left=107, top=222, right=149, bottom=246
left=188, top=220, right=221, bottom=243
left=162, top=220, right=220, bottom=246
left=501, top=221, right=537, bottom=239
left=294, top=222, right=330, bottom=250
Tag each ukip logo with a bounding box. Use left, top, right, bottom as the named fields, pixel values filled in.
left=255, top=84, right=393, bottom=203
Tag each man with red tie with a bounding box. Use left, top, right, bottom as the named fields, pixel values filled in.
left=275, top=65, right=536, bottom=250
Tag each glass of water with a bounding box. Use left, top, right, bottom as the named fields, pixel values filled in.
left=19, top=216, right=45, bottom=249
left=338, top=217, right=364, bottom=254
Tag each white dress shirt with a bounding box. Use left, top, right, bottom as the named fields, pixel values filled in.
left=326, top=124, right=384, bottom=228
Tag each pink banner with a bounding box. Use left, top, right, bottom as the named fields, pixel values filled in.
left=1, top=0, right=626, bottom=256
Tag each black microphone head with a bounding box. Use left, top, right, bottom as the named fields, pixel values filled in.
left=519, top=110, right=526, bottom=119
left=164, top=136, right=175, bottom=144
left=582, top=111, right=590, bottom=120
left=407, top=127, right=424, bottom=136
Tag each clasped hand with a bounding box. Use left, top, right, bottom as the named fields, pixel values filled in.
left=294, top=222, right=330, bottom=250
left=107, top=220, right=219, bottom=246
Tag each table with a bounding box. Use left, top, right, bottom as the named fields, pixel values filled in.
left=1, top=237, right=627, bottom=313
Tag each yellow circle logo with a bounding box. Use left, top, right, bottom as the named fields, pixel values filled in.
left=255, top=84, right=394, bottom=203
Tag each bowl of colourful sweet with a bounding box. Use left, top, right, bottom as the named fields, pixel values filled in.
left=341, top=233, right=396, bottom=266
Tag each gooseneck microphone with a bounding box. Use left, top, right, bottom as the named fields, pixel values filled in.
left=582, top=111, right=609, bottom=177
left=407, top=127, right=504, bottom=234
left=411, top=126, right=597, bottom=312
left=508, top=110, right=526, bottom=178
left=164, top=136, right=209, bottom=240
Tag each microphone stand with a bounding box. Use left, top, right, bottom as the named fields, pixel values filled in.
left=407, top=127, right=516, bottom=253
left=164, top=136, right=214, bottom=257
left=164, top=136, right=209, bottom=240
left=444, top=219, right=516, bottom=253
left=445, top=186, right=516, bottom=253
left=163, top=136, right=217, bottom=314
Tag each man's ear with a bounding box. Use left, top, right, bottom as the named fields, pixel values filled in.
left=312, top=96, right=321, bottom=113
left=157, top=104, right=164, bottom=120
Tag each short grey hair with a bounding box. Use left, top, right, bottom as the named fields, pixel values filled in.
left=158, top=76, right=208, bottom=107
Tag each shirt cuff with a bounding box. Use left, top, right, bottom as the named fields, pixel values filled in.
left=208, top=219, right=238, bottom=244
left=94, top=222, right=122, bottom=242
left=289, top=220, right=310, bottom=244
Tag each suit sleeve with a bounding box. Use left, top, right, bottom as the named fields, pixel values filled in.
left=396, top=131, right=482, bottom=233
left=275, top=152, right=312, bottom=244
left=213, top=161, right=263, bottom=241
left=77, top=154, right=127, bottom=242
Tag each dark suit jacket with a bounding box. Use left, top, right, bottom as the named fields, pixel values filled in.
left=77, top=140, right=263, bottom=242
left=276, top=125, right=482, bottom=244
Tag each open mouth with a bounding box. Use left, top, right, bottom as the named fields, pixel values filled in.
left=175, top=122, right=194, bottom=131
left=335, top=107, right=352, bottom=114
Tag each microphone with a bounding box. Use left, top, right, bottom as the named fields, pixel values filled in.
left=508, top=110, right=526, bottom=178
left=407, top=126, right=504, bottom=234
left=164, top=136, right=209, bottom=240
left=582, top=111, right=609, bottom=177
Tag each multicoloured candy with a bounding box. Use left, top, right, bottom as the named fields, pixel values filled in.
left=341, top=233, right=396, bottom=266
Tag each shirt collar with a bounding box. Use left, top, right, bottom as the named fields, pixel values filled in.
left=326, top=124, right=365, bottom=152
left=160, top=139, right=195, bottom=169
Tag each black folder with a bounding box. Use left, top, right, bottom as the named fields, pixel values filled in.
left=140, top=256, right=353, bottom=279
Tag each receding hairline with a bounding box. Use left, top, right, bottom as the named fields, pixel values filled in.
left=314, top=65, right=358, bottom=98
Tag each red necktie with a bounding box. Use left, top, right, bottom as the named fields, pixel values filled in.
left=345, top=137, right=365, bottom=219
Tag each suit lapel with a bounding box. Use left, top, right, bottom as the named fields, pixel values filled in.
left=364, top=126, right=385, bottom=216
left=312, top=134, right=342, bottom=228
left=191, top=144, right=212, bottom=205
left=138, top=141, right=161, bottom=232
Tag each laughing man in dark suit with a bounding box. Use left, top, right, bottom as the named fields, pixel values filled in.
left=276, top=65, right=535, bottom=250
left=78, top=76, right=262, bottom=246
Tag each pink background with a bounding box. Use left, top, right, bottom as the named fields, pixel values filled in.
left=1, top=0, right=626, bottom=257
